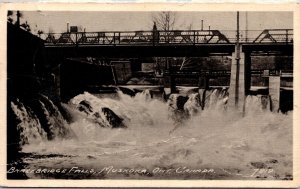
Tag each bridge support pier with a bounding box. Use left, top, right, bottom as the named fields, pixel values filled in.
left=228, top=51, right=246, bottom=112
left=269, top=76, right=280, bottom=112
left=164, top=75, right=177, bottom=94
left=244, top=53, right=252, bottom=95
left=170, top=76, right=176, bottom=93
left=198, top=76, right=209, bottom=89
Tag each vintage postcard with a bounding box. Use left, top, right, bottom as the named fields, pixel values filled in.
left=0, top=3, right=299, bottom=188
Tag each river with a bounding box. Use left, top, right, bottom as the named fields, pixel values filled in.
left=8, top=87, right=292, bottom=180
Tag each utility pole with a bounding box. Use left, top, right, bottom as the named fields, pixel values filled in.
left=245, top=12, right=248, bottom=43
left=235, top=11, right=240, bottom=107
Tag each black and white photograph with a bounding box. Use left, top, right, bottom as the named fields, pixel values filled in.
left=1, top=3, right=299, bottom=187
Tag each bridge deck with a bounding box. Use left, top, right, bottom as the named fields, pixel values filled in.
left=41, top=29, right=293, bottom=47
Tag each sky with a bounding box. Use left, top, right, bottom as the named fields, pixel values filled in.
left=9, top=11, right=293, bottom=39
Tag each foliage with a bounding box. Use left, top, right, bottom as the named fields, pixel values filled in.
left=152, top=12, right=176, bottom=31
left=20, top=21, right=31, bottom=32
left=7, top=10, right=14, bottom=23
left=37, top=30, right=44, bottom=37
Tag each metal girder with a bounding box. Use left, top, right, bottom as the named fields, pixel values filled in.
left=42, top=29, right=231, bottom=46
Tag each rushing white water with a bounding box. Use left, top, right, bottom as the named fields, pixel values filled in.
left=10, top=100, right=47, bottom=145
left=10, top=89, right=292, bottom=179
left=38, top=95, right=74, bottom=139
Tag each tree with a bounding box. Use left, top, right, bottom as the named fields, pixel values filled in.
left=152, top=12, right=177, bottom=43
left=152, top=12, right=196, bottom=75
left=7, top=11, right=14, bottom=23
left=152, top=11, right=176, bottom=31
left=37, top=30, right=44, bottom=37
left=152, top=12, right=179, bottom=73
left=20, top=21, right=31, bottom=32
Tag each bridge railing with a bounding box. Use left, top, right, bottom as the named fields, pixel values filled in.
left=221, top=29, right=293, bottom=43
left=253, top=29, right=293, bottom=43
left=250, top=69, right=293, bottom=77
left=41, top=29, right=231, bottom=46
left=164, top=70, right=232, bottom=77
left=41, top=29, right=293, bottom=46
left=164, top=69, right=293, bottom=77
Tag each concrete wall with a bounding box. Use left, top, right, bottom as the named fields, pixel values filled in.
left=269, top=76, right=280, bottom=112
left=228, top=51, right=245, bottom=112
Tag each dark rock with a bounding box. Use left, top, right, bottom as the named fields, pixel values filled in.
left=261, top=95, right=270, bottom=110
left=250, top=162, right=267, bottom=169
left=267, top=159, right=278, bottom=164
left=101, top=107, right=126, bottom=128
left=78, top=100, right=93, bottom=114
left=118, top=87, right=136, bottom=97
left=87, top=155, right=96, bottom=159
left=176, top=95, right=189, bottom=111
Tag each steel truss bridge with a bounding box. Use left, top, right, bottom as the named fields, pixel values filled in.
left=42, top=29, right=293, bottom=46
left=39, top=28, right=293, bottom=101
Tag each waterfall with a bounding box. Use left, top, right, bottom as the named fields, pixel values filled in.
left=244, top=95, right=271, bottom=115
left=38, top=95, right=74, bottom=139
left=9, top=95, right=75, bottom=148
left=10, top=99, right=47, bottom=146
